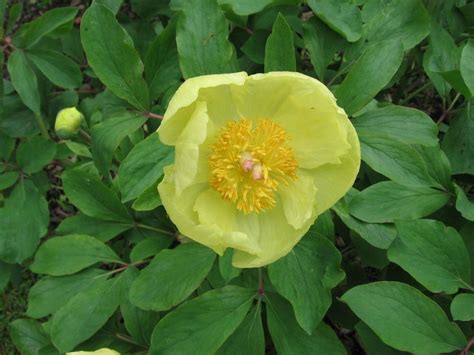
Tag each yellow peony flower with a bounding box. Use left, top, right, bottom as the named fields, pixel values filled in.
left=55, top=107, right=84, bottom=139
left=158, top=72, right=360, bottom=268
left=66, top=348, right=119, bottom=355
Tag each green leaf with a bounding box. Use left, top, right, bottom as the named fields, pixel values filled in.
left=62, top=168, right=132, bottom=223
left=65, top=141, right=92, bottom=158
left=218, top=0, right=277, bottom=16
left=50, top=275, right=122, bottom=352
left=119, top=267, right=160, bottom=346
left=302, top=17, right=343, bottom=81
left=27, top=268, right=106, bottom=318
left=130, top=243, right=216, bottom=311
left=57, top=214, right=131, bottom=242
left=268, top=234, right=344, bottom=334
left=91, top=112, right=147, bottom=176
left=241, top=30, right=268, bottom=65
left=266, top=293, right=347, bottom=355
left=150, top=286, right=255, bottom=354
left=454, top=184, right=474, bottom=221
left=348, top=181, right=450, bottom=223
left=353, top=105, right=438, bottom=147
left=355, top=321, right=405, bottom=355
left=335, top=40, right=404, bottom=116
left=129, top=237, right=173, bottom=263
left=176, top=0, right=239, bottom=78
left=450, top=293, right=474, bottom=321
left=80, top=3, right=149, bottom=110
left=144, top=20, right=181, bottom=100
left=341, top=281, right=466, bottom=353
left=0, top=171, right=19, bottom=190
left=119, top=132, right=174, bottom=202
left=460, top=40, right=474, bottom=97
left=95, top=0, right=124, bottom=14
left=442, top=102, right=474, bottom=175
left=0, top=180, right=49, bottom=263
left=10, top=319, right=50, bottom=355
left=307, top=0, right=361, bottom=42
left=132, top=182, right=162, bottom=211
left=332, top=193, right=396, bottom=249
left=13, top=7, right=78, bottom=49
left=31, top=234, right=123, bottom=276
left=0, top=261, right=13, bottom=292
left=16, top=136, right=57, bottom=174
left=1, top=95, right=39, bottom=137
left=218, top=249, right=241, bottom=284
left=358, top=0, right=430, bottom=51
left=5, top=3, right=22, bottom=36
left=27, top=49, right=82, bottom=89
left=216, top=304, right=265, bottom=355
left=7, top=50, right=41, bottom=114
left=264, top=13, right=296, bottom=72
left=387, top=219, right=472, bottom=294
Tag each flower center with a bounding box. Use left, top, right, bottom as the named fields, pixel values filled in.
left=208, top=119, right=298, bottom=214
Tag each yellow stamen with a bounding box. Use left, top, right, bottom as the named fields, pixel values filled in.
left=208, top=119, right=297, bottom=214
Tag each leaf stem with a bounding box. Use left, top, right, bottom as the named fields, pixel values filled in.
left=400, top=81, right=432, bottom=105
left=437, top=92, right=461, bottom=125
left=34, top=113, right=50, bottom=139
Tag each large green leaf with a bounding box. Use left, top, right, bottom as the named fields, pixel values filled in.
left=80, top=3, right=149, bottom=110
left=56, top=214, right=131, bottom=242
left=266, top=293, right=346, bottom=355
left=13, top=7, right=78, bottom=49
left=454, top=184, right=474, bottom=221
left=451, top=294, right=474, bottom=321
left=50, top=275, right=122, bottom=352
left=442, top=102, right=474, bottom=175
left=349, top=181, right=450, bottom=223
left=27, top=268, right=106, bottom=318
left=264, top=13, right=296, bottom=72
left=144, top=20, right=181, bottom=100
left=31, top=234, right=123, bottom=276
left=341, top=282, right=466, bottom=353
left=119, top=133, right=174, bottom=202
left=120, top=267, right=160, bottom=346
left=302, top=17, right=343, bottom=81
left=388, top=219, right=472, bottom=294
left=176, top=0, right=239, bottom=78
left=0, top=180, right=49, bottom=263
left=150, top=286, right=255, bottom=354
left=268, top=234, right=344, bottom=334
left=27, top=49, right=82, bottom=89
left=353, top=105, right=438, bottom=147
left=216, top=304, right=265, bottom=355
left=16, top=136, right=57, bottom=174
left=91, top=112, right=147, bottom=176
left=130, top=243, right=216, bottom=311
left=355, top=321, right=405, bottom=355
left=358, top=0, right=430, bottom=51
left=335, top=40, right=404, bottom=115
left=7, top=50, right=41, bottom=114
left=460, top=40, right=474, bottom=97
left=62, top=168, right=133, bottom=223
left=307, top=0, right=361, bottom=42
left=332, top=193, right=396, bottom=249
left=9, top=319, right=51, bottom=355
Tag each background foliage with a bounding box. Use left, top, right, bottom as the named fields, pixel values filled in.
left=1, top=0, right=474, bottom=354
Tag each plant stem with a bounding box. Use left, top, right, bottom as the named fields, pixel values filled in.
left=437, top=92, right=461, bottom=124
left=143, top=112, right=164, bottom=120
left=135, top=223, right=175, bottom=237
left=400, top=81, right=432, bottom=105
left=34, top=113, right=50, bottom=139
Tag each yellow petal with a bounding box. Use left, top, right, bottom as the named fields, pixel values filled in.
left=278, top=171, right=317, bottom=229
left=232, top=72, right=351, bottom=168
left=232, top=197, right=314, bottom=268
left=173, top=101, right=209, bottom=194
left=310, top=109, right=361, bottom=215
left=158, top=72, right=247, bottom=145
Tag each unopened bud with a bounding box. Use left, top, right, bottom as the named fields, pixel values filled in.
left=55, top=107, right=84, bottom=139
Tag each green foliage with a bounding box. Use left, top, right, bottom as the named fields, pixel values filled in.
left=1, top=0, right=474, bottom=353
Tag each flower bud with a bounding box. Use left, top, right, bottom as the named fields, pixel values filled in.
left=55, top=107, right=84, bottom=139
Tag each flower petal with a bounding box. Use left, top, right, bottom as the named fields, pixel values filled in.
left=310, top=111, right=361, bottom=215
left=158, top=72, right=248, bottom=145
left=232, top=72, right=351, bottom=169
left=232, top=198, right=314, bottom=268
left=278, top=171, right=317, bottom=229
